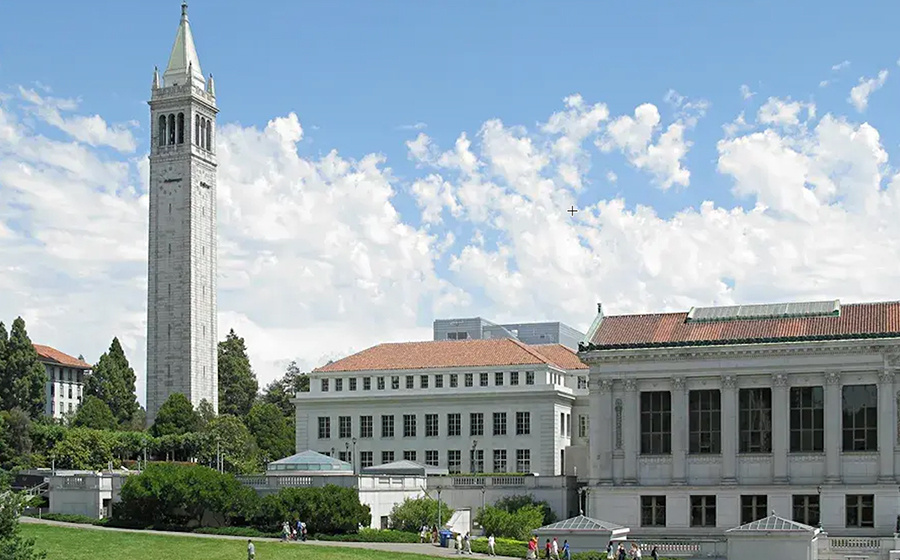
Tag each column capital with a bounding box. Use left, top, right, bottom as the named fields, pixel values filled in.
left=623, top=379, right=637, bottom=392
left=825, top=371, right=842, bottom=385
left=594, top=378, right=614, bottom=393
left=672, top=377, right=686, bottom=391
left=879, top=370, right=895, bottom=385
left=772, top=373, right=788, bottom=387
left=721, top=375, right=737, bottom=390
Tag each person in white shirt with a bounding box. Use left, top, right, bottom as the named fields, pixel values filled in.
left=551, top=537, right=560, bottom=560
left=488, top=534, right=496, bottom=556
left=247, top=539, right=255, bottom=560
left=456, top=533, right=462, bottom=554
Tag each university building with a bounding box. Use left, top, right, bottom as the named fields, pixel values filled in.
left=578, top=299, right=900, bottom=539
left=34, top=344, right=91, bottom=419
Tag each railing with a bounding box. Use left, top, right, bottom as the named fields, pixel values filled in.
left=828, top=537, right=880, bottom=550
left=61, top=477, right=86, bottom=488
left=25, top=482, right=49, bottom=498
left=638, top=541, right=701, bottom=556
left=237, top=476, right=267, bottom=486
left=275, top=476, right=312, bottom=487
left=450, top=477, right=485, bottom=487
left=448, top=476, right=526, bottom=487
left=490, top=476, right=525, bottom=487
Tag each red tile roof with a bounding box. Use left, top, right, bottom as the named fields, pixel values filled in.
left=315, top=338, right=587, bottom=373
left=586, top=301, right=900, bottom=349
left=33, top=344, right=92, bottom=369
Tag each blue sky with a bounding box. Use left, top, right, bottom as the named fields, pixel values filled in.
left=2, top=1, right=900, bottom=400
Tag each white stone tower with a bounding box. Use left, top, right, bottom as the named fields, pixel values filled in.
left=146, top=2, right=218, bottom=424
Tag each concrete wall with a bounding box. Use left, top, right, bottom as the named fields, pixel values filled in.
left=48, top=475, right=116, bottom=519
left=428, top=475, right=578, bottom=523
left=727, top=534, right=818, bottom=560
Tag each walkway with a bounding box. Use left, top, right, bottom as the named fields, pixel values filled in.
left=21, top=517, right=520, bottom=559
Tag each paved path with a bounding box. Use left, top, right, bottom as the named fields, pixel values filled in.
left=22, top=517, right=520, bottom=559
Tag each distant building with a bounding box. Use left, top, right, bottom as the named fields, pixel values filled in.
left=34, top=344, right=91, bottom=419
left=433, top=317, right=585, bottom=350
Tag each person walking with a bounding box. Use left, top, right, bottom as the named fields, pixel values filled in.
left=616, top=543, right=626, bottom=560
left=562, top=540, right=570, bottom=560
left=456, top=532, right=462, bottom=555
left=551, top=537, right=560, bottom=560
left=247, top=539, right=255, bottom=560
left=650, top=546, right=659, bottom=560
left=527, top=537, right=538, bottom=560
left=544, top=539, right=551, bottom=559
left=487, top=534, right=496, bottom=556
left=606, top=541, right=615, bottom=560
left=632, top=543, right=642, bottom=559
left=464, top=532, right=472, bottom=554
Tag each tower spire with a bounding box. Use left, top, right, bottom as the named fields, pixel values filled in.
left=163, top=2, right=204, bottom=87
left=152, top=66, right=160, bottom=90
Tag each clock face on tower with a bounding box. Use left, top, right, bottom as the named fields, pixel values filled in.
left=158, top=164, right=181, bottom=196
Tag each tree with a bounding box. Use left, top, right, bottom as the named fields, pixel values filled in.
left=72, top=396, right=117, bottom=431
left=85, top=337, right=139, bottom=426
left=197, top=399, right=216, bottom=430
left=1, top=318, right=47, bottom=418
left=475, top=504, right=544, bottom=540
left=252, top=486, right=370, bottom=534
left=126, top=406, right=147, bottom=432
left=150, top=393, right=200, bottom=437
left=262, top=360, right=309, bottom=417
left=0, top=482, right=46, bottom=560
left=388, top=497, right=454, bottom=532
left=0, top=322, right=7, bottom=405
left=48, top=428, right=115, bottom=470
left=244, top=402, right=294, bottom=463
left=494, top=494, right=557, bottom=525
left=217, top=330, right=258, bottom=418
left=0, top=409, right=32, bottom=471
left=199, top=414, right=258, bottom=474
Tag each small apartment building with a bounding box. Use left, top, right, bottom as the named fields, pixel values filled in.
left=34, top=344, right=90, bottom=419
left=433, top=317, right=585, bottom=351
left=294, top=338, right=589, bottom=478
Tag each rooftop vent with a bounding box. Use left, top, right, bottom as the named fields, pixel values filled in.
left=686, top=300, right=840, bottom=323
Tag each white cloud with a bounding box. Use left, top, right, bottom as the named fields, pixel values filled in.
left=757, top=97, right=814, bottom=127
left=819, top=80, right=830, bottom=88
left=848, top=70, right=888, bottom=112
left=832, top=60, right=850, bottom=71
left=739, top=84, right=755, bottom=100
left=606, top=171, right=617, bottom=183
left=396, top=122, right=427, bottom=131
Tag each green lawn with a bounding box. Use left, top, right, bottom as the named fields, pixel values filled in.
left=21, top=524, right=439, bottom=560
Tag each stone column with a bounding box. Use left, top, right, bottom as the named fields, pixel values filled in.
left=623, top=379, right=639, bottom=484
left=721, top=375, right=738, bottom=484
left=592, top=377, right=615, bottom=484
left=772, top=373, right=789, bottom=483
left=671, top=377, right=687, bottom=485
left=878, top=369, right=895, bottom=483
left=824, top=371, right=842, bottom=483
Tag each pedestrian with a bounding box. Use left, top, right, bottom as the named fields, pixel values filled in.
left=617, top=543, right=626, bottom=560
left=296, top=520, right=302, bottom=541
left=650, top=546, right=659, bottom=560
left=301, top=522, right=308, bottom=541
left=488, top=534, right=496, bottom=556
left=562, top=540, right=570, bottom=560
left=551, top=537, right=560, bottom=560
left=606, top=541, right=615, bottom=560
left=281, top=521, right=289, bottom=542
left=527, top=537, right=538, bottom=560
left=545, top=539, right=551, bottom=560
left=456, top=532, right=462, bottom=555
left=632, top=543, right=642, bottom=559
left=464, top=532, right=472, bottom=554
left=247, top=539, right=255, bottom=560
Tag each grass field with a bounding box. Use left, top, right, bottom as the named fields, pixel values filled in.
left=21, top=523, right=440, bottom=560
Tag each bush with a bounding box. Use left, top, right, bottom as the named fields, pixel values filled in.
left=39, top=513, right=107, bottom=526
left=494, top=494, right=557, bottom=525
left=250, top=485, right=370, bottom=535
left=470, top=536, right=528, bottom=557
left=313, top=529, right=419, bottom=543
left=194, top=527, right=279, bottom=539
left=476, top=504, right=544, bottom=540
left=388, top=497, right=453, bottom=532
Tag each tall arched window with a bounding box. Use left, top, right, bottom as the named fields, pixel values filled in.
left=195, top=117, right=200, bottom=146
left=158, top=115, right=166, bottom=147
left=168, top=114, right=176, bottom=145
left=177, top=113, right=185, bottom=144
left=206, top=120, right=212, bottom=152
left=200, top=119, right=206, bottom=149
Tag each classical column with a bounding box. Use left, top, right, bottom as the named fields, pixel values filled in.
left=878, top=369, right=895, bottom=483
left=721, top=375, right=738, bottom=485
left=772, top=373, right=789, bottom=483
left=671, top=377, right=687, bottom=485
left=824, top=371, right=842, bottom=483
left=592, top=377, right=614, bottom=485
left=623, top=379, right=639, bottom=484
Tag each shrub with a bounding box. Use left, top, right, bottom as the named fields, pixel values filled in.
left=493, top=494, right=557, bottom=525
left=470, top=536, right=528, bottom=557
left=39, top=513, right=107, bottom=526
left=388, top=496, right=454, bottom=532
left=475, top=504, right=544, bottom=540
left=250, top=485, right=370, bottom=535
left=194, top=526, right=279, bottom=539
left=313, top=529, right=419, bottom=543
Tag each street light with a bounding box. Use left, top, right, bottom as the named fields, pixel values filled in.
left=352, top=438, right=358, bottom=474
left=471, top=440, right=478, bottom=473
left=437, top=486, right=443, bottom=529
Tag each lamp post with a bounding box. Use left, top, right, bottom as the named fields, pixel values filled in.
left=331, top=447, right=335, bottom=458
left=437, top=486, right=443, bottom=529
left=352, top=438, right=358, bottom=474
left=345, top=441, right=350, bottom=464
left=471, top=440, right=478, bottom=473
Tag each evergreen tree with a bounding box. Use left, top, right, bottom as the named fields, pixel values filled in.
left=85, top=337, right=138, bottom=425
left=72, top=396, right=117, bottom=431
left=244, top=402, right=294, bottom=462
left=217, top=329, right=258, bottom=418
left=261, top=360, right=309, bottom=417
left=197, top=398, right=216, bottom=429
left=0, top=322, right=8, bottom=409
left=2, top=318, right=47, bottom=418
left=150, top=393, right=200, bottom=437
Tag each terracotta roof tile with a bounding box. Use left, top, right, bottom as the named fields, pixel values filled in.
left=315, top=338, right=587, bottom=373
left=587, top=301, right=900, bottom=349
left=33, top=344, right=92, bottom=369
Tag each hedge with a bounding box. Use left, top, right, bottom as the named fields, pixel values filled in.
left=469, top=536, right=528, bottom=557
left=39, top=513, right=108, bottom=526
left=193, top=527, right=280, bottom=539
left=313, top=529, right=419, bottom=543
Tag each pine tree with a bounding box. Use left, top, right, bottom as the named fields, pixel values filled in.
left=3, top=318, right=47, bottom=417
left=262, top=360, right=309, bottom=417
left=85, top=337, right=139, bottom=425
left=0, top=322, right=8, bottom=410
left=217, top=329, right=258, bottom=418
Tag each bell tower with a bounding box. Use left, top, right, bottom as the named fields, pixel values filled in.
left=146, top=2, right=218, bottom=424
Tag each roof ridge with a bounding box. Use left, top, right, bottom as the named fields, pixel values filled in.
left=508, top=338, right=554, bottom=366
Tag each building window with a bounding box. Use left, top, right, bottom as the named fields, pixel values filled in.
left=470, top=413, right=484, bottom=436
left=493, top=449, right=507, bottom=473
left=493, top=412, right=507, bottom=436
left=579, top=415, right=588, bottom=439
left=448, top=450, right=461, bottom=473
left=363, top=377, right=371, bottom=391
left=421, top=375, right=429, bottom=389
left=425, top=450, right=439, bottom=466
left=690, top=496, right=716, bottom=527
left=510, top=372, right=519, bottom=385
left=447, top=331, right=468, bottom=340
left=470, top=449, right=484, bottom=473
left=318, top=417, right=331, bottom=439
left=158, top=115, right=167, bottom=147
left=403, top=450, right=417, bottom=462
left=450, top=374, right=458, bottom=388
left=406, top=376, right=414, bottom=389
left=335, top=378, right=343, bottom=392
left=516, top=412, right=531, bottom=435
left=495, top=372, right=504, bottom=386
left=338, top=451, right=349, bottom=462
left=842, top=385, right=877, bottom=452
left=349, top=378, right=357, bottom=391
left=792, top=495, right=820, bottom=527
left=360, top=451, right=373, bottom=469
left=448, top=413, right=461, bottom=436
left=790, top=386, right=824, bottom=452
left=360, top=416, right=373, bottom=438
left=739, top=388, right=772, bottom=453
left=381, top=415, right=394, bottom=438
left=480, top=372, right=489, bottom=387
left=391, top=376, right=400, bottom=390
left=377, top=377, right=385, bottom=390
left=68, top=386, right=73, bottom=399
left=740, top=495, right=768, bottom=525
left=578, top=376, right=587, bottom=390
left=640, top=391, right=672, bottom=454
left=516, top=449, right=531, bottom=473
left=426, top=414, right=439, bottom=437
left=689, top=389, right=721, bottom=454
left=641, top=496, right=666, bottom=527
left=526, top=371, right=535, bottom=385
left=403, top=414, right=417, bottom=437
left=339, top=416, right=352, bottom=439
left=381, top=450, right=394, bottom=464
left=846, top=495, right=875, bottom=528
left=435, top=375, right=444, bottom=388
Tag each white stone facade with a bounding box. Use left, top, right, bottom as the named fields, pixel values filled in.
left=580, top=339, right=900, bottom=538
left=146, top=5, right=218, bottom=424
left=41, top=364, right=85, bottom=419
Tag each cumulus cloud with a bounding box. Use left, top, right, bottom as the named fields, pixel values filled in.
left=740, top=84, right=755, bottom=100
left=832, top=60, right=851, bottom=72
left=757, top=97, right=814, bottom=127
left=848, top=70, right=888, bottom=112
